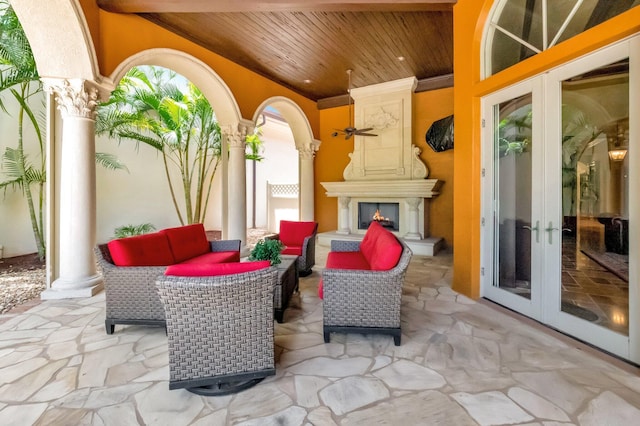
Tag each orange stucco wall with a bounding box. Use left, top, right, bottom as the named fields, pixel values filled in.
left=452, top=0, right=640, bottom=298
left=316, top=88, right=455, bottom=247
left=93, top=11, right=319, bottom=135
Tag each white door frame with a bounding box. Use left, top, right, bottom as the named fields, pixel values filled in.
left=481, top=36, right=639, bottom=363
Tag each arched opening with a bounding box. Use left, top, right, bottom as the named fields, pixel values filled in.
left=251, top=97, right=320, bottom=236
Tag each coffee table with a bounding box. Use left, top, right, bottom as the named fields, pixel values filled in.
left=274, top=254, right=299, bottom=323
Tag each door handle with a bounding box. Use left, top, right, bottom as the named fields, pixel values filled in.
left=544, top=222, right=570, bottom=244
left=522, top=220, right=540, bottom=243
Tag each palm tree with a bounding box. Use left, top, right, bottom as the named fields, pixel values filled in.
left=97, top=66, right=260, bottom=225
left=0, top=1, right=45, bottom=258
left=0, top=0, right=126, bottom=259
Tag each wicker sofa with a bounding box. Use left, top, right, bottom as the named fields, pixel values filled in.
left=320, top=221, right=412, bottom=346
left=156, top=261, right=277, bottom=395
left=95, top=223, right=240, bottom=334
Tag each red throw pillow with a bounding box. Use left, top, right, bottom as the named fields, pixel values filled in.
left=107, top=233, right=174, bottom=266
left=360, top=221, right=383, bottom=262
left=279, top=221, right=317, bottom=247
left=165, top=260, right=271, bottom=277
left=160, top=223, right=210, bottom=263
left=369, top=231, right=403, bottom=271
left=318, top=279, right=324, bottom=299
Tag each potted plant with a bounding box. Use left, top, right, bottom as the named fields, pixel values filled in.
left=248, top=239, right=284, bottom=266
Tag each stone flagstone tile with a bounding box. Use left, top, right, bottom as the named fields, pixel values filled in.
left=373, top=359, right=446, bottom=390
left=513, top=371, right=595, bottom=414
left=606, top=371, right=640, bottom=393
left=134, top=382, right=204, bottom=426
left=286, top=356, right=372, bottom=377
left=277, top=343, right=346, bottom=368
left=228, top=383, right=293, bottom=423
left=0, top=359, right=67, bottom=402
left=33, top=406, right=94, bottom=425
left=236, top=406, right=307, bottom=426
left=451, top=390, right=535, bottom=426
left=0, top=356, right=47, bottom=383
left=577, top=391, right=640, bottom=425
left=0, top=403, right=49, bottom=425
left=342, top=390, right=476, bottom=425
left=96, top=403, right=141, bottom=426
left=190, top=409, right=229, bottom=425
left=84, top=383, right=150, bottom=409
left=78, top=343, right=135, bottom=388
left=319, top=376, right=389, bottom=415
left=30, top=366, right=78, bottom=402
left=308, top=406, right=338, bottom=426
left=294, top=375, right=331, bottom=408
left=275, top=332, right=323, bottom=350
left=508, top=387, right=570, bottom=422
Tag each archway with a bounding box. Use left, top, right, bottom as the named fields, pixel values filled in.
left=252, top=97, right=320, bottom=227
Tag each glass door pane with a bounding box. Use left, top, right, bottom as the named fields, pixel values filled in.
left=560, top=60, right=630, bottom=336
left=494, top=94, right=534, bottom=300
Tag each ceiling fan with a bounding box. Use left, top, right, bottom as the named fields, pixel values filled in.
left=331, top=69, right=377, bottom=140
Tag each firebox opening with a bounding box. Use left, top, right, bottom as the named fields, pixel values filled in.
left=358, top=202, right=400, bottom=231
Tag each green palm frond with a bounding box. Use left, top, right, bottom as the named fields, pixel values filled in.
left=95, top=152, right=129, bottom=172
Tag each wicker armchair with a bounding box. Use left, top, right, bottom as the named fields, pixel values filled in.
left=266, top=220, right=318, bottom=276
left=95, top=238, right=241, bottom=334
left=322, top=239, right=412, bottom=346
left=155, top=267, right=277, bottom=396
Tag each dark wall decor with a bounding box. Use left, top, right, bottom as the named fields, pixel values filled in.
left=425, top=114, right=454, bottom=152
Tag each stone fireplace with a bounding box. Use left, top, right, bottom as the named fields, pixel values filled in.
left=320, top=77, right=443, bottom=256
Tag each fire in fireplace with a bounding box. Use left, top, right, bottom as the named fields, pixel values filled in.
left=358, top=202, right=399, bottom=231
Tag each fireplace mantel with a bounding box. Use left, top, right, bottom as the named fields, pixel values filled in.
left=321, top=179, right=441, bottom=199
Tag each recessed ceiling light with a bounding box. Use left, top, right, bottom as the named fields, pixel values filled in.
left=397, top=56, right=405, bottom=62
left=303, top=79, right=312, bottom=84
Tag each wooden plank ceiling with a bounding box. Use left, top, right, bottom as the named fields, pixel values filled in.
left=97, top=1, right=455, bottom=104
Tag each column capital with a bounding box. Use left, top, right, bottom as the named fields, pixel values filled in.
left=43, top=78, right=101, bottom=120
left=298, top=139, right=321, bottom=160
left=338, top=196, right=351, bottom=208
left=406, top=197, right=423, bottom=210
left=223, top=120, right=254, bottom=148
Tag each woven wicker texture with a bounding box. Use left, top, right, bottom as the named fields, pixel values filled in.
left=322, top=241, right=412, bottom=329
left=209, top=239, right=241, bottom=252
left=156, top=268, right=277, bottom=383
left=95, top=245, right=166, bottom=322
left=267, top=226, right=318, bottom=274
left=330, top=240, right=361, bottom=252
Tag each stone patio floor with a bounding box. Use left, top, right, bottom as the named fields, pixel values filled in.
left=1, top=245, right=640, bottom=425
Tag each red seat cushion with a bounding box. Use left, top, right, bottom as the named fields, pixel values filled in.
left=326, top=251, right=371, bottom=270
left=279, top=221, right=317, bottom=247
left=179, top=251, right=240, bottom=265
left=107, top=233, right=174, bottom=266
left=165, top=260, right=271, bottom=277
left=282, top=245, right=302, bottom=256
left=160, top=223, right=210, bottom=263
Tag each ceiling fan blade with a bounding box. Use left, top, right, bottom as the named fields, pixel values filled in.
left=357, top=128, right=374, bottom=132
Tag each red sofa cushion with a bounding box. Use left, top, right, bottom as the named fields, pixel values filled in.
left=107, top=233, right=174, bottom=266
left=165, top=260, right=270, bottom=277
left=279, top=220, right=317, bottom=247
left=179, top=251, right=240, bottom=265
left=160, top=223, right=210, bottom=263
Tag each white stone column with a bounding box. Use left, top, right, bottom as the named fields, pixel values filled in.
left=336, top=196, right=351, bottom=235
left=404, top=197, right=423, bottom=240
left=298, top=140, right=320, bottom=221
left=41, top=79, right=102, bottom=299
left=223, top=121, right=251, bottom=255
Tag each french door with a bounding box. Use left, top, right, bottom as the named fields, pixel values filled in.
left=481, top=37, right=638, bottom=362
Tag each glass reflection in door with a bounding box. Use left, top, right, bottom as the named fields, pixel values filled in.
left=560, top=60, right=629, bottom=335
left=494, top=94, right=534, bottom=299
